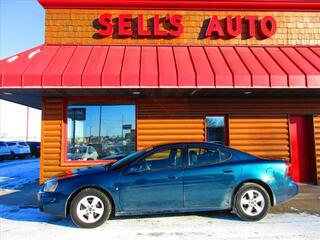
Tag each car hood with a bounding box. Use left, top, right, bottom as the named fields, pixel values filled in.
left=69, top=164, right=111, bottom=176
left=50, top=164, right=112, bottom=182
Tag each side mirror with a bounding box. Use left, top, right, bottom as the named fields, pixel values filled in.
left=124, top=166, right=141, bottom=175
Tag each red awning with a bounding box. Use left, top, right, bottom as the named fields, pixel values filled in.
left=1, top=45, right=320, bottom=89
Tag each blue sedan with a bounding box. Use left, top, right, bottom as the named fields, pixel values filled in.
left=38, top=142, right=298, bottom=228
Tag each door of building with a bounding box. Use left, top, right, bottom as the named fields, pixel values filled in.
left=289, top=115, right=316, bottom=183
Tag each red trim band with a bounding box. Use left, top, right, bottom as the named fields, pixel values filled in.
left=38, top=0, right=320, bottom=11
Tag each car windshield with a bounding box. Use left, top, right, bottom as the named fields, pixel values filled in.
left=111, top=150, right=146, bottom=170
left=69, top=147, right=86, bottom=154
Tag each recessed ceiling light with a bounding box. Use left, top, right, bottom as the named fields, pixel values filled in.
left=244, top=91, right=252, bottom=95
left=132, top=91, right=141, bottom=95
left=3, top=92, right=13, bottom=95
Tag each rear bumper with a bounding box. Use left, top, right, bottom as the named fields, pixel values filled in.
left=16, top=152, right=30, bottom=155
left=0, top=153, right=11, bottom=159
left=274, top=181, right=299, bottom=205
left=37, top=191, right=68, bottom=218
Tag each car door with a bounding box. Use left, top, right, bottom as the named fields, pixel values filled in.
left=183, top=145, right=241, bottom=209
left=119, top=147, right=184, bottom=211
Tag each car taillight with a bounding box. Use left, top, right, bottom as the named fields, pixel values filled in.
left=285, top=161, right=292, bottom=177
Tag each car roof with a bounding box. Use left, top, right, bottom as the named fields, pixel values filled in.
left=150, top=142, right=225, bottom=150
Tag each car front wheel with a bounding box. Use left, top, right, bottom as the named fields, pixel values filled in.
left=70, top=188, right=112, bottom=228
left=233, top=183, right=270, bottom=221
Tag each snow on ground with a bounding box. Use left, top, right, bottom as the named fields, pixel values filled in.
left=0, top=159, right=39, bottom=189
left=1, top=209, right=320, bottom=240
left=0, top=158, right=320, bottom=240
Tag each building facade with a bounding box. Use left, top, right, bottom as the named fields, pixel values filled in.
left=0, top=0, right=320, bottom=184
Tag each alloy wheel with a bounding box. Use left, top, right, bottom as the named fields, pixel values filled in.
left=240, top=189, right=265, bottom=216
left=76, top=195, right=105, bottom=223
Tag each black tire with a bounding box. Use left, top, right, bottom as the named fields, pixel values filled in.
left=233, top=183, right=270, bottom=221
left=70, top=188, right=112, bottom=228
left=10, top=152, right=16, bottom=160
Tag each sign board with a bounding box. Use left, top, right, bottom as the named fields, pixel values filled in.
left=97, top=14, right=277, bottom=39
left=123, top=124, right=132, bottom=130
left=68, top=108, right=86, bottom=121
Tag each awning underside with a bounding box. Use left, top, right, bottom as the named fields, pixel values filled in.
left=1, top=44, right=320, bottom=89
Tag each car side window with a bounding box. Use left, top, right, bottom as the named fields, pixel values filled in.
left=88, top=147, right=94, bottom=154
left=138, top=148, right=183, bottom=172
left=187, top=147, right=231, bottom=167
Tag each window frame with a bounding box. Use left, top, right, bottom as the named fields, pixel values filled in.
left=205, top=115, right=229, bottom=146
left=61, top=97, right=137, bottom=166
left=186, top=145, right=232, bottom=168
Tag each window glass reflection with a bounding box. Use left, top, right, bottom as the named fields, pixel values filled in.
left=67, top=104, right=136, bottom=161
left=206, top=116, right=226, bottom=144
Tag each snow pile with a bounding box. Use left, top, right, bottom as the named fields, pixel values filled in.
left=1, top=212, right=320, bottom=240
left=0, top=159, right=39, bottom=189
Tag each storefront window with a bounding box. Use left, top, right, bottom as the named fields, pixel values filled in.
left=206, top=116, right=226, bottom=144
left=67, top=103, right=136, bottom=161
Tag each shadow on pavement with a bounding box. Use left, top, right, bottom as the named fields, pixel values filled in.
left=112, top=210, right=241, bottom=222
left=0, top=180, right=75, bottom=228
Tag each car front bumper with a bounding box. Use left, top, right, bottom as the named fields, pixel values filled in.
left=37, top=191, right=69, bottom=218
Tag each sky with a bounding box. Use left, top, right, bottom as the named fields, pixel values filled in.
left=0, top=99, right=41, bottom=141
left=0, top=0, right=44, bottom=141
left=0, top=0, right=45, bottom=59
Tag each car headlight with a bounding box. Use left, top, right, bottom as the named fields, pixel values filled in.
left=43, top=180, right=58, bottom=192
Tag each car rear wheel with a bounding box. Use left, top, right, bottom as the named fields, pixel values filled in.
left=233, top=183, right=270, bottom=221
left=70, top=188, right=112, bottom=228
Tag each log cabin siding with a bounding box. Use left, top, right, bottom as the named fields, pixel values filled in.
left=229, top=115, right=290, bottom=160
left=40, top=98, right=64, bottom=182
left=136, top=99, right=291, bottom=160
left=137, top=119, right=205, bottom=150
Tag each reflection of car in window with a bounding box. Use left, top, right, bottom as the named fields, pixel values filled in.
left=0, top=141, right=11, bottom=160
left=6, top=141, right=31, bottom=159
left=67, top=146, right=98, bottom=161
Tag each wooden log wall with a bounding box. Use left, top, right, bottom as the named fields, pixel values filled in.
left=229, top=115, right=290, bottom=160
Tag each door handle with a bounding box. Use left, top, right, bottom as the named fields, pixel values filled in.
left=168, top=176, right=177, bottom=180
left=222, top=169, right=233, bottom=173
